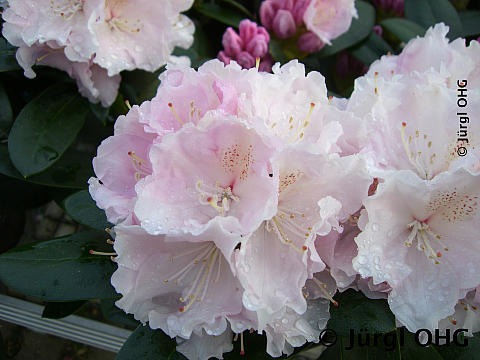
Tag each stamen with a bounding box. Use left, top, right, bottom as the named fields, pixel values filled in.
left=168, top=102, right=184, bottom=125
left=289, top=103, right=315, bottom=143
left=313, top=278, right=338, bottom=307
left=374, top=72, right=379, bottom=95
left=89, top=250, right=117, bottom=256
left=125, top=100, right=132, bottom=110
left=255, top=57, right=260, bottom=70
left=240, top=332, right=245, bottom=356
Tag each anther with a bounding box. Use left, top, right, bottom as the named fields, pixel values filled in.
left=168, top=102, right=184, bottom=125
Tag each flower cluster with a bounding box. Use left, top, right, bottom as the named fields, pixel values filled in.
left=89, top=24, right=480, bottom=359
left=1, top=0, right=195, bottom=106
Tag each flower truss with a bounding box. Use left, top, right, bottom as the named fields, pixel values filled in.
left=1, top=0, right=195, bottom=106
left=88, top=24, right=480, bottom=360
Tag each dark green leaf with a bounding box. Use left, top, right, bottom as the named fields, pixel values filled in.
left=0, top=39, right=20, bottom=72
left=350, top=32, right=393, bottom=65
left=328, top=290, right=395, bottom=337
left=195, top=3, right=244, bottom=27
left=459, top=11, right=480, bottom=37
left=220, top=0, right=254, bottom=18
left=0, top=231, right=117, bottom=301
left=313, top=1, right=375, bottom=58
left=269, top=38, right=289, bottom=65
left=0, top=82, right=13, bottom=139
left=42, top=300, right=87, bottom=319
left=8, top=82, right=89, bottom=177
left=115, top=325, right=178, bottom=360
left=0, top=144, right=94, bottom=189
left=89, top=102, right=109, bottom=126
left=63, top=190, right=111, bottom=231
left=100, top=299, right=140, bottom=328
left=405, top=0, right=463, bottom=39
left=381, top=18, right=427, bottom=43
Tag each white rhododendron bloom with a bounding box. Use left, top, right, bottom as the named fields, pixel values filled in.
left=351, top=24, right=480, bottom=332
left=1, top=0, right=195, bottom=106
left=303, top=0, right=358, bottom=45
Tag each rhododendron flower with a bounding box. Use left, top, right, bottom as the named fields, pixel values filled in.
left=89, top=102, right=156, bottom=224
left=263, top=297, right=331, bottom=357
left=2, top=0, right=195, bottom=105
left=93, top=0, right=195, bottom=76
left=437, top=288, right=480, bottom=342
left=303, top=0, right=358, bottom=45
left=111, top=222, right=243, bottom=339
left=236, top=148, right=370, bottom=318
left=218, top=19, right=274, bottom=72
left=354, top=169, right=480, bottom=332
left=176, top=328, right=234, bottom=360
left=350, top=24, right=480, bottom=332
left=134, top=116, right=278, bottom=236
left=16, top=40, right=120, bottom=107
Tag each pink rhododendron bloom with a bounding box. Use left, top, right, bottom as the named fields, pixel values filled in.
left=93, top=0, right=195, bottom=76
left=263, top=297, right=331, bottom=357
left=437, top=288, right=480, bottom=342
left=111, top=222, right=243, bottom=338
left=176, top=328, right=234, bottom=360
left=218, top=19, right=273, bottom=72
left=236, top=148, right=371, bottom=317
left=303, top=0, right=358, bottom=45
left=354, top=169, right=480, bottom=332
left=241, top=61, right=348, bottom=154
left=134, top=116, right=278, bottom=236
left=89, top=102, right=156, bottom=224
left=350, top=24, right=480, bottom=332
left=16, top=40, right=120, bottom=107
left=2, top=0, right=102, bottom=62
left=2, top=0, right=195, bottom=105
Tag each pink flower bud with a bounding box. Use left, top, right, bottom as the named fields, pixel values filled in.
left=273, top=9, right=296, bottom=39
left=246, top=38, right=269, bottom=58
left=297, top=31, right=324, bottom=53
left=279, top=0, right=295, bottom=11
left=222, top=27, right=243, bottom=57
left=239, top=19, right=259, bottom=44
left=373, top=25, right=383, bottom=37
left=292, top=0, right=311, bottom=24
left=236, top=51, right=256, bottom=69
left=260, top=0, right=277, bottom=30
left=218, top=50, right=232, bottom=65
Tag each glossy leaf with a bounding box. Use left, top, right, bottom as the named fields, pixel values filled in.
left=459, top=11, right=480, bottom=37
left=328, top=290, right=395, bottom=337
left=381, top=18, right=427, bottom=43
left=0, top=82, right=13, bottom=139
left=0, top=144, right=94, bottom=189
left=405, top=0, right=463, bottom=39
left=0, top=39, right=20, bottom=72
left=350, top=32, right=393, bottom=65
left=100, top=299, right=140, bottom=328
left=221, top=0, right=253, bottom=18
left=63, top=190, right=111, bottom=231
left=42, top=300, right=87, bottom=319
left=115, top=325, right=179, bottom=360
left=194, top=2, right=244, bottom=27
left=0, top=231, right=118, bottom=301
left=8, top=82, right=88, bottom=177
left=313, top=1, right=375, bottom=58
